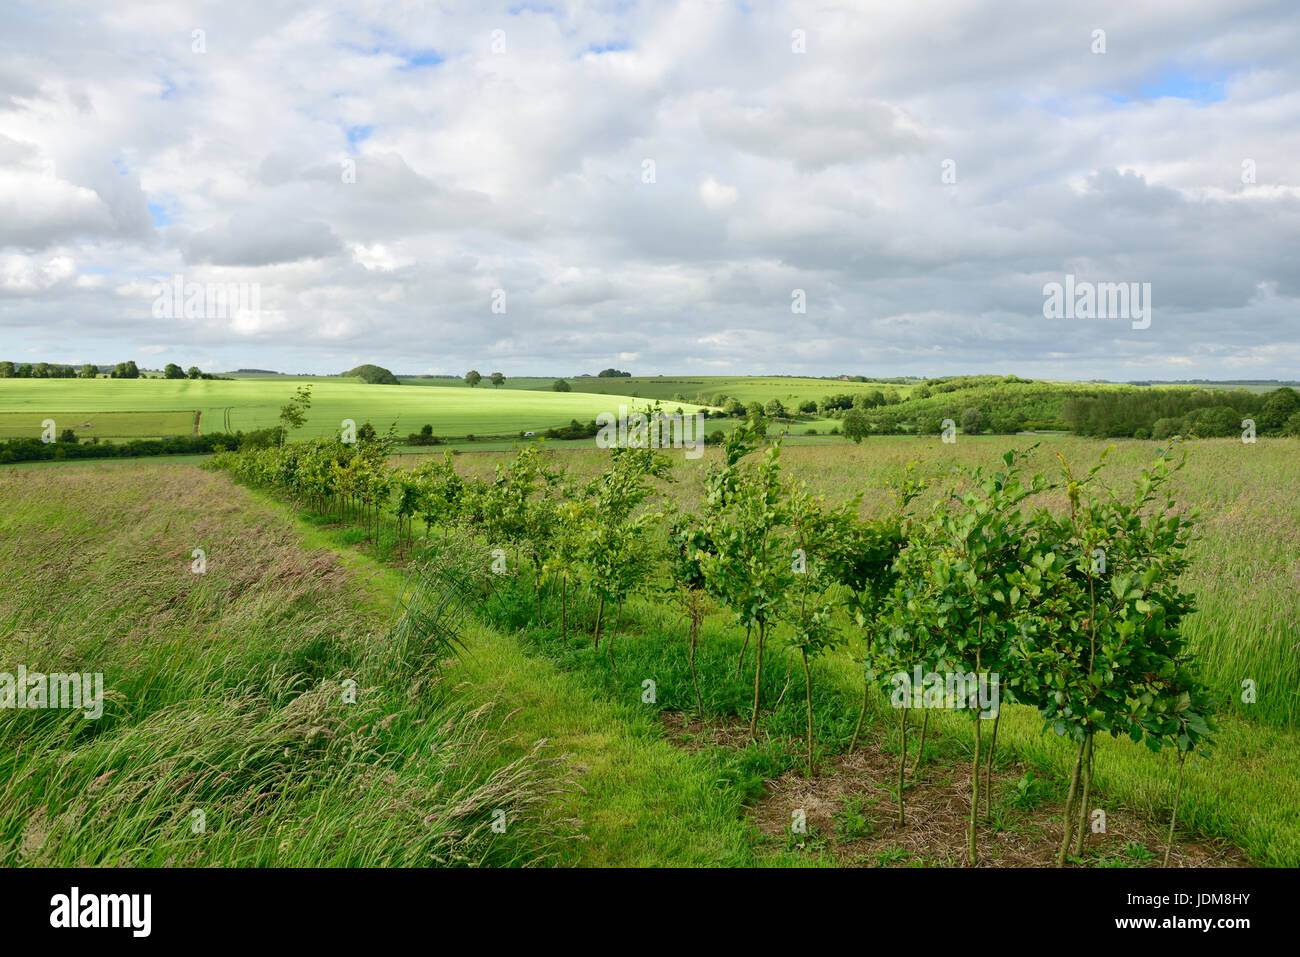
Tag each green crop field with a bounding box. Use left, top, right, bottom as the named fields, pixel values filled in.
left=0, top=377, right=700, bottom=441
left=0, top=409, right=197, bottom=440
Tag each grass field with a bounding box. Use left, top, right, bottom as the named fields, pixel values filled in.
left=2, top=402, right=1295, bottom=869
left=0, top=409, right=197, bottom=440
left=0, top=378, right=701, bottom=441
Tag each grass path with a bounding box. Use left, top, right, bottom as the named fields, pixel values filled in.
left=259, top=484, right=807, bottom=866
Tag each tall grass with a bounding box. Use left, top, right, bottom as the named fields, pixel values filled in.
left=0, top=464, right=568, bottom=866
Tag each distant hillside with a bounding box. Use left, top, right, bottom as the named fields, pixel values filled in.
left=342, top=364, right=399, bottom=385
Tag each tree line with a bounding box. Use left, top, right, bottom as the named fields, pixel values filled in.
left=207, top=418, right=1216, bottom=866
left=0, top=360, right=225, bottom=380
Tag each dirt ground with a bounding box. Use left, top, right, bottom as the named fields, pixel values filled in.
left=658, top=712, right=1248, bottom=868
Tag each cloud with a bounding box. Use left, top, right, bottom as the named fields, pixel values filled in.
left=0, top=0, right=1296, bottom=379
left=699, top=174, right=739, bottom=210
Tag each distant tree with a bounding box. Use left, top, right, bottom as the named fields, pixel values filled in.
left=798, top=400, right=818, bottom=414
left=33, top=362, right=50, bottom=378
left=164, top=363, right=185, bottom=379
left=16, top=364, right=32, bottom=377
left=464, top=370, right=482, bottom=388
left=960, top=407, right=986, bottom=435
left=1152, top=417, right=1180, bottom=440
left=1259, top=387, right=1300, bottom=432
left=843, top=408, right=870, bottom=443
left=552, top=379, right=571, bottom=392
left=343, top=364, right=399, bottom=385
left=278, top=385, right=313, bottom=445
left=764, top=398, right=786, bottom=418
left=59, top=428, right=76, bottom=444
left=490, top=372, right=506, bottom=388
left=597, top=368, right=631, bottom=378
left=123, top=361, right=140, bottom=379
left=745, top=401, right=765, bottom=420
left=1284, top=411, right=1300, bottom=437
left=723, top=397, right=745, bottom=416
left=79, top=364, right=97, bottom=378
left=187, top=366, right=201, bottom=379
left=0, top=361, right=13, bottom=378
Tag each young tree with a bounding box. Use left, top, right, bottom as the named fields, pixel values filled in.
left=885, top=449, right=1047, bottom=863
left=785, top=489, right=857, bottom=773
left=278, top=385, right=313, bottom=445
left=666, top=514, right=712, bottom=715
left=490, top=372, right=506, bottom=388
left=1012, top=448, right=1214, bottom=865
left=842, top=408, right=870, bottom=443
left=579, top=445, right=670, bottom=665
left=699, top=423, right=795, bottom=737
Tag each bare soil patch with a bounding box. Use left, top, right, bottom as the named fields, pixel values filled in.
left=659, top=711, right=1248, bottom=868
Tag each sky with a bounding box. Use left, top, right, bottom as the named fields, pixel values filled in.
left=1, top=0, right=1297, bottom=379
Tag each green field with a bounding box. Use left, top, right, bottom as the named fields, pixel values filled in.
left=0, top=378, right=701, bottom=441
left=0, top=409, right=196, bottom=440
left=407, top=374, right=920, bottom=405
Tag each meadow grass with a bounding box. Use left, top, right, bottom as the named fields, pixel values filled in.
left=0, top=464, right=572, bottom=866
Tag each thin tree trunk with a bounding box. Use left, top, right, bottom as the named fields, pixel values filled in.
left=688, top=609, right=702, bottom=715
left=1163, top=751, right=1187, bottom=868
left=984, top=708, right=1001, bottom=818
left=608, top=598, right=623, bottom=669
left=969, top=712, right=981, bottom=866
left=747, top=623, right=765, bottom=738
left=1074, top=733, right=1094, bottom=857
left=802, top=648, right=814, bottom=776
left=736, top=625, right=752, bottom=676
left=910, top=710, right=929, bottom=776
left=898, top=704, right=907, bottom=826
left=592, top=595, right=604, bottom=651
left=1056, top=737, right=1089, bottom=867
left=968, top=646, right=984, bottom=866
left=560, top=575, right=568, bottom=640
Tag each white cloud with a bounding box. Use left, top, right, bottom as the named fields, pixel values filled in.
left=0, top=0, right=1296, bottom=379
left=699, top=174, right=739, bottom=211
